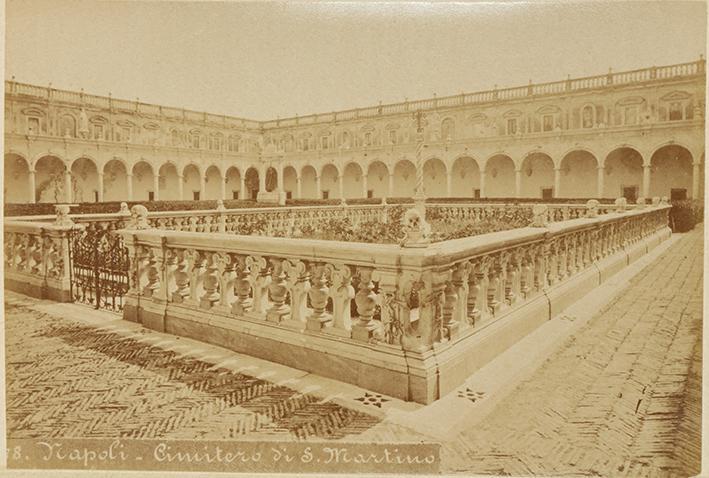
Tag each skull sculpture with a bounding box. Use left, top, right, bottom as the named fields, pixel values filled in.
left=128, top=204, right=150, bottom=230
left=401, top=208, right=431, bottom=247
left=585, top=199, right=599, bottom=218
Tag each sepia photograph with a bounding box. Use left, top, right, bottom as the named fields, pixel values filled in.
left=2, top=0, right=706, bottom=476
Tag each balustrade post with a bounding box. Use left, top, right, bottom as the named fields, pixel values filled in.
left=282, top=260, right=310, bottom=328
left=266, top=258, right=290, bottom=323
left=247, top=255, right=270, bottom=315
left=231, top=255, right=253, bottom=315
left=325, top=263, right=355, bottom=337
left=441, top=279, right=459, bottom=340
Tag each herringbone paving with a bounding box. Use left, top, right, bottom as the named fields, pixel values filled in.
left=4, top=227, right=703, bottom=476
left=437, top=227, right=702, bottom=476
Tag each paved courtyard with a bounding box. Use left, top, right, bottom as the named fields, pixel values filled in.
left=4, top=227, right=702, bottom=476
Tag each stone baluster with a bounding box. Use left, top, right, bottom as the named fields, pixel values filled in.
left=164, top=248, right=179, bottom=300
left=266, top=258, right=290, bottom=323
left=213, top=253, right=236, bottom=313
left=466, top=258, right=487, bottom=325
left=351, top=267, right=379, bottom=342
left=487, top=256, right=502, bottom=316
left=451, top=261, right=470, bottom=330
left=231, top=255, right=253, bottom=315
left=325, top=263, right=355, bottom=337
left=283, top=259, right=310, bottom=328
left=247, top=255, right=271, bottom=316
left=306, top=263, right=332, bottom=331
left=199, top=252, right=222, bottom=309
left=504, top=252, right=518, bottom=305
left=187, top=251, right=206, bottom=306
left=141, top=246, right=161, bottom=298
left=172, top=249, right=192, bottom=303
left=441, top=279, right=459, bottom=340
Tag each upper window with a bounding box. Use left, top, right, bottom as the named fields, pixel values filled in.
left=171, top=130, right=180, bottom=146
left=228, top=135, right=240, bottom=152
left=389, top=129, right=397, bottom=144
left=669, top=102, right=683, bottom=121
left=507, top=118, right=517, bottom=135
left=321, top=136, right=329, bottom=149
left=441, top=118, right=455, bottom=140
left=624, top=106, right=638, bottom=125
left=542, top=115, right=554, bottom=132
left=27, top=117, right=40, bottom=135
left=190, top=132, right=200, bottom=148
left=93, top=124, right=104, bottom=140
left=364, top=132, right=372, bottom=146
left=582, top=105, right=594, bottom=128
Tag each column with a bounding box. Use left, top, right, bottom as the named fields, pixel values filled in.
left=259, top=166, right=266, bottom=193
left=178, top=174, right=184, bottom=200
left=220, top=174, right=226, bottom=200
left=315, top=175, right=321, bottom=198
left=362, top=174, right=368, bottom=198
left=296, top=176, right=302, bottom=199
left=153, top=173, right=160, bottom=201
left=446, top=170, right=452, bottom=197
left=597, top=167, right=604, bottom=198
left=64, top=169, right=72, bottom=203
left=97, top=172, right=104, bottom=202
left=642, top=164, right=651, bottom=198
left=28, top=169, right=36, bottom=204
left=199, top=174, right=206, bottom=200
left=553, top=167, right=561, bottom=198
left=127, top=173, right=133, bottom=200
left=277, top=164, right=284, bottom=192
left=479, top=170, right=486, bottom=198
left=514, top=168, right=521, bottom=198
left=239, top=174, right=245, bottom=200
left=388, top=173, right=394, bottom=198
left=338, top=174, right=344, bottom=199
left=692, top=162, right=700, bottom=198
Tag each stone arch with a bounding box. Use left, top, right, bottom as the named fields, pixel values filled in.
left=70, top=157, right=99, bottom=202
left=485, top=154, right=515, bottom=198
left=423, top=158, right=447, bottom=197
left=451, top=156, right=481, bottom=197
left=283, top=166, right=298, bottom=198
left=649, top=145, right=694, bottom=199
left=103, top=159, right=129, bottom=202
left=131, top=161, right=154, bottom=201
left=35, top=155, right=67, bottom=203
left=225, top=166, right=242, bottom=200
left=204, top=165, right=222, bottom=200
left=560, top=150, right=599, bottom=198
left=343, top=162, right=364, bottom=199
left=300, top=165, right=318, bottom=199
left=158, top=162, right=181, bottom=200
left=367, top=161, right=389, bottom=198
left=244, top=167, right=260, bottom=200
left=5, top=153, right=31, bottom=203
left=603, top=147, right=644, bottom=200
left=320, top=164, right=339, bottom=199
left=520, top=152, right=554, bottom=198
left=393, top=159, right=416, bottom=197
left=183, top=164, right=202, bottom=200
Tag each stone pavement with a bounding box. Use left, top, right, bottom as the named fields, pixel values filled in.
left=4, top=227, right=703, bottom=476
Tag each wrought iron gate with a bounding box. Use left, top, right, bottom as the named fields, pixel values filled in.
left=69, top=223, right=130, bottom=312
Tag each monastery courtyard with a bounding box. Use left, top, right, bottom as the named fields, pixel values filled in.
left=5, top=225, right=702, bottom=477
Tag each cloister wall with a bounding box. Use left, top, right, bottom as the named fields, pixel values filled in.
left=5, top=59, right=706, bottom=204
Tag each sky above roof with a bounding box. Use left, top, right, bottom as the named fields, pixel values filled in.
left=6, top=1, right=707, bottom=120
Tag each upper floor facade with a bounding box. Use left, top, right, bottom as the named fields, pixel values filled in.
left=4, top=57, right=706, bottom=203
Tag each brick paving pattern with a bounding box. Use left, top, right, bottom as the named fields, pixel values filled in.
left=441, top=227, right=702, bottom=476
left=4, top=227, right=703, bottom=476
left=5, top=302, right=380, bottom=441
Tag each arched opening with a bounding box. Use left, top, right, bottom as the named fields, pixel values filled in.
left=183, top=164, right=202, bottom=200
left=265, top=167, right=278, bottom=192
left=604, top=147, right=643, bottom=200
left=70, top=157, right=99, bottom=202
left=244, top=167, right=260, bottom=200
left=204, top=165, right=222, bottom=200
left=300, top=165, right=317, bottom=199
left=393, top=160, right=416, bottom=197
left=520, top=153, right=554, bottom=198
left=451, top=157, right=481, bottom=197
left=283, top=166, right=297, bottom=199
left=649, top=145, right=693, bottom=199
left=225, top=167, right=241, bottom=199
left=35, top=156, right=67, bottom=203
left=158, top=163, right=180, bottom=200
left=5, top=154, right=31, bottom=203
left=132, top=161, right=154, bottom=201
left=343, top=162, right=364, bottom=198
left=367, top=161, right=389, bottom=198
left=560, top=150, right=598, bottom=198
left=485, top=154, right=515, bottom=198
left=423, top=158, right=447, bottom=197
left=320, top=164, right=339, bottom=199
left=103, top=159, right=128, bottom=202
